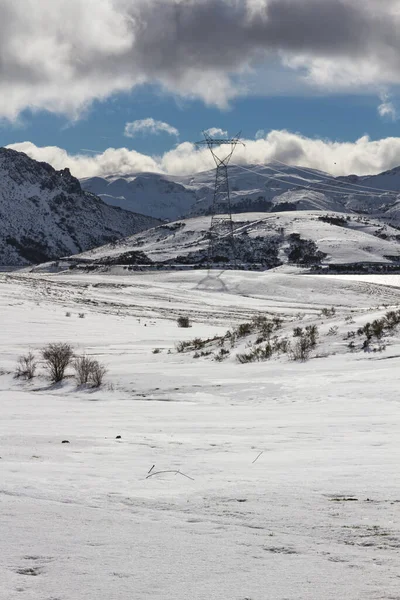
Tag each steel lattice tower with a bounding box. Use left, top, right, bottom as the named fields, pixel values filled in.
left=196, top=132, right=243, bottom=266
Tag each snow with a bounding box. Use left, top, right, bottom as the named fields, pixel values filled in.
left=0, top=148, right=160, bottom=266
left=74, top=211, right=400, bottom=266
left=80, top=162, right=400, bottom=222
left=2, top=268, right=400, bottom=599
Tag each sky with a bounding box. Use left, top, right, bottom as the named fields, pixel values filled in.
left=2, top=0, right=400, bottom=178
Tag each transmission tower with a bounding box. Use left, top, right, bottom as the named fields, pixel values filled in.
left=196, top=131, right=244, bottom=267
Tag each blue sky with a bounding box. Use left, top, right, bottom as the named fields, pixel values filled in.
left=2, top=88, right=399, bottom=159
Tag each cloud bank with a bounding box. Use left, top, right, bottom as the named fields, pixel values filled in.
left=1, top=0, right=400, bottom=119
left=124, top=118, right=179, bottom=138
left=9, top=130, right=400, bottom=179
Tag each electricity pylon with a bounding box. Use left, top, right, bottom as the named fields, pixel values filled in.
left=196, top=131, right=244, bottom=267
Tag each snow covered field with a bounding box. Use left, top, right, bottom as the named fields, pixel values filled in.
left=1, top=269, right=400, bottom=600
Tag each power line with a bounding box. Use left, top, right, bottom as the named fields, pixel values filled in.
left=259, top=162, right=389, bottom=197
left=270, top=157, right=400, bottom=195
left=231, top=163, right=400, bottom=199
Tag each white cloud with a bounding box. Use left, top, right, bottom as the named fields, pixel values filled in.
left=378, top=93, right=398, bottom=121
left=1, top=1, right=400, bottom=119
left=9, top=130, right=400, bottom=180
left=124, top=118, right=179, bottom=138
left=255, top=129, right=265, bottom=140
left=204, top=128, right=228, bottom=138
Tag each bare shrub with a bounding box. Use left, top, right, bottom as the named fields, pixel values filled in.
left=42, top=343, right=73, bottom=383
left=305, top=325, right=319, bottom=347
left=65, top=312, right=71, bottom=317
left=78, top=313, right=85, bottom=319
left=15, top=352, right=37, bottom=380
left=177, top=315, right=191, bottom=328
left=236, top=322, right=252, bottom=337
left=89, top=361, right=107, bottom=388
left=371, top=319, right=385, bottom=339
left=73, top=355, right=94, bottom=385
left=73, top=355, right=107, bottom=387
left=321, top=307, right=336, bottom=318
left=290, top=325, right=318, bottom=361
left=291, top=337, right=312, bottom=361
left=237, top=343, right=273, bottom=363
left=214, top=348, right=230, bottom=362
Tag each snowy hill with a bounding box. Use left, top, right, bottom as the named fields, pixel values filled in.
left=68, top=211, right=400, bottom=268
left=0, top=148, right=160, bottom=265
left=81, top=163, right=400, bottom=222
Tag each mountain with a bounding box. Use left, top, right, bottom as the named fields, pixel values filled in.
left=81, top=172, right=197, bottom=221
left=80, top=163, right=400, bottom=223
left=0, top=148, right=160, bottom=266
left=62, top=211, right=400, bottom=270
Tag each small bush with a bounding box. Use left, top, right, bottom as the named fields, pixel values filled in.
left=73, top=355, right=107, bottom=387
left=152, top=348, right=161, bottom=354
left=214, top=348, right=230, bottom=362
left=321, top=307, right=336, bottom=318
left=327, top=326, right=338, bottom=336
left=78, top=313, right=85, bottom=319
left=273, top=337, right=290, bottom=354
left=15, top=352, right=37, bottom=380
left=384, top=310, right=400, bottom=330
left=291, top=337, right=312, bottom=361
left=237, top=343, right=273, bottom=363
left=177, top=316, right=191, bottom=328
left=290, top=325, right=318, bottom=361
left=89, top=361, right=107, bottom=388
left=42, top=343, right=73, bottom=383
left=65, top=312, right=71, bottom=317
left=237, top=322, right=252, bottom=337
left=192, top=338, right=206, bottom=350
left=305, top=325, right=319, bottom=347
left=73, top=355, right=94, bottom=385
left=371, top=319, right=385, bottom=339
left=176, top=340, right=191, bottom=353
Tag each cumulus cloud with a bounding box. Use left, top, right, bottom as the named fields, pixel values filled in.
left=124, top=118, right=179, bottom=138
left=378, top=93, right=398, bottom=121
left=1, top=0, right=400, bottom=119
left=9, top=130, right=400, bottom=179
left=204, top=128, right=228, bottom=138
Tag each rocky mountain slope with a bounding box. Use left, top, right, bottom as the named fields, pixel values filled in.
left=81, top=163, right=400, bottom=223
left=0, top=148, right=160, bottom=265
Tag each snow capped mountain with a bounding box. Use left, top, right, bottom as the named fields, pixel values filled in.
left=81, top=172, right=197, bottom=221
left=0, top=148, right=160, bottom=266
left=81, top=163, right=400, bottom=222
left=68, top=211, right=400, bottom=269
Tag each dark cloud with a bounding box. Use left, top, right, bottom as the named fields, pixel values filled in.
left=0, top=0, right=399, bottom=118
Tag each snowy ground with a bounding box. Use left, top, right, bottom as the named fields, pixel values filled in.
left=1, top=269, right=400, bottom=600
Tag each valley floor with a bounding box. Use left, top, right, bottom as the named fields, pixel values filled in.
left=1, top=269, right=400, bottom=600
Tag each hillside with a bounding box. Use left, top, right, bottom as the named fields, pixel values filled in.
left=0, top=148, right=160, bottom=265
left=81, top=163, right=400, bottom=223
left=66, top=211, right=400, bottom=268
